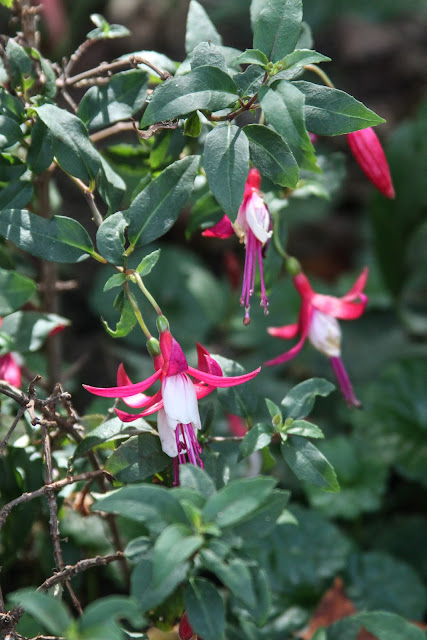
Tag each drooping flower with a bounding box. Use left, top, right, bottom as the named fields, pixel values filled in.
left=84, top=320, right=260, bottom=484
left=265, top=269, right=368, bottom=407
left=0, top=352, right=22, bottom=387
left=202, top=168, right=272, bottom=325
left=347, top=128, right=395, bottom=199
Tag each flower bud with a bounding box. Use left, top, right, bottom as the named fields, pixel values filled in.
left=146, top=337, right=161, bottom=358
left=156, top=315, right=169, bottom=334
left=286, top=256, right=302, bottom=276
left=178, top=612, right=194, bottom=640
left=347, top=128, right=395, bottom=199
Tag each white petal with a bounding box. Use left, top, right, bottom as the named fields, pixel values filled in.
left=157, top=409, right=178, bottom=457
left=245, top=193, right=271, bottom=244
left=308, top=309, right=341, bottom=358
left=162, top=374, right=201, bottom=427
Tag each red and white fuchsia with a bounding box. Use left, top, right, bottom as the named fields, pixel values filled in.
left=203, top=168, right=272, bottom=325
left=347, top=127, right=395, bottom=199
left=84, top=319, right=260, bottom=485
left=265, top=269, right=369, bottom=407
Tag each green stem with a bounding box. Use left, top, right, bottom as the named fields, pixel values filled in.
left=123, top=282, right=152, bottom=339
left=304, top=64, right=335, bottom=88
left=272, top=211, right=290, bottom=261
left=133, top=272, right=163, bottom=316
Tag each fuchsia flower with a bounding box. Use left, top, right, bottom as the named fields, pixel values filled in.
left=347, top=128, right=395, bottom=199
left=0, top=352, right=22, bottom=387
left=202, top=168, right=272, bottom=325
left=178, top=612, right=195, bottom=640
left=265, top=269, right=369, bottom=407
left=84, top=322, right=260, bottom=485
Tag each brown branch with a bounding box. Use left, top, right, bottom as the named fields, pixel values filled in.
left=89, top=121, right=136, bottom=143
left=0, top=405, right=28, bottom=454
left=0, top=470, right=108, bottom=533
left=132, top=119, right=178, bottom=140
left=59, top=55, right=171, bottom=88
left=38, top=552, right=125, bottom=591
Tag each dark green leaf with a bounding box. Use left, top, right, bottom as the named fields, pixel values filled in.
left=347, top=612, right=426, bottom=640
left=234, top=65, right=265, bottom=98
left=244, top=123, right=299, bottom=187
left=0, top=154, right=26, bottom=181
left=185, top=0, right=222, bottom=55
left=96, top=212, right=128, bottom=265
left=248, top=566, right=271, bottom=625
left=178, top=464, right=216, bottom=498
left=347, top=551, right=427, bottom=619
left=1, top=311, right=69, bottom=351
left=105, top=433, right=170, bottom=482
left=92, top=483, right=188, bottom=534
left=8, top=589, right=71, bottom=636
left=125, top=536, right=152, bottom=564
left=79, top=596, right=145, bottom=634
left=73, top=416, right=149, bottom=458
left=203, top=124, right=249, bottom=218
left=0, top=180, right=33, bottom=209
left=286, top=419, right=325, bottom=438
left=202, top=476, right=276, bottom=528
left=140, top=66, right=237, bottom=127
left=135, top=249, right=161, bottom=276
left=131, top=555, right=188, bottom=612
left=294, top=81, right=385, bottom=135
left=27, top=118, right=54, bottom=174
left=103, top=273, right=127, bottom=291
left=102, top=289, right=137, bottom=338
left=0, top=114, right=23, bottom=150
left=98, top=155, right=126, bottom=213
left=34, top=104, right=101, bottom=182
left=274, top=49, right=331, bottom=81
left=0, top=87, right=25, bottom=122
left=238, top=422, right=274, bottom=460
left=212, top=354, right=258, bottom=418
left=190, top=42, right=227, bottom=72
left=78, top=70, right=148, bottom=130
left=0, top=209, right=95, bottom=262
left=153, top=523, right=203, bottom=588
left=185, top=578, right=225, bottom=640
left=126, top=155, right=199, bottom=248
left=281, top=436, right=339, bottom=491
left=199, top=549, right=256, bottom=608
left=5, top=39, right=33, bottom=89
left=231, top=489, right=290, bottom=539
left=259, top=81, right=318, bottom=171
left=253, top=0, right=303, bottom=62
left=0, top=267, right=36, bottom=315
left=281, top=378, right=335, bottom=419
left=235, top=49, right=268, bottom=67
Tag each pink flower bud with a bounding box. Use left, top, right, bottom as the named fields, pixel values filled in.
left=179, top=612, right=195, bottom=640
left=347, top=128, right=395, bottom=199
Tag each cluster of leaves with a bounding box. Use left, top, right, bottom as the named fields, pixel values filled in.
left=0, top=0, right=426, bottom=639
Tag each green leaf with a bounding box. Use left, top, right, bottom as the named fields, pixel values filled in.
left=0, top=115, right=23, bottom=150
left=203, top=124, right=249, bottom=219
left=0, top=267, right=36, bottom=315
left=286, top=419, right=325, bottom=438
left=0, top=0, right=14, bottom=9
left=34, top=104, right=101, bottom=182
left=259, top=81, right=318, bottom=171
left=235, top=49, right=268, bottom=67
left=153, top=523, right=203, bottom=588
left=5, top=39, right=33, bottom=89
left=281, top=378, right=336, bottom=419
left=92, top=484, right=188, bottom=534
left=238, top=422, right=274, bottom=460
left=202, top=476, right=276, bottom=528
left=347, top=551, right=427, bottom=619
left=231, top=489, right=290, bottom=539
left=126, top=155, right=199, bottom=248
left=140, top=66, right=237, bottom=127
left=185, top=0, right=222, bottom=55
left=1, top=311, right=69, bottom=351
left=135, top=249, right=161, bottom=276
left=8, top=589, right=72, bottom=636
left=346, top=612, right=426, bottom=640
left=131, top=555, right=189, bottom=612
left=184, top=111, right=202, bottom=137
left=125, top=536, right=152, bottom=564
left=234, top=65, right=265, bottom=98
left=199, top=549, right=256, bottom=608
left=178, top=464, right=216, bottom=498
left=0, top=180, right=33, bottom=209
left=265, top=397, right=282, bottom=423
left=87, top=14, right=130, bottom=39
left=294, top=81, right=386, bottom=135
left=0, top=154, right=26, bottom=181
left=185, top=578, right=225, bottom=640
left=248, top=566, right=271, bottom=625
left=190, top=42, right=227, bottom=73
left=274, top=49, right=331, bottom=80
left=253, top=0, right=303, bottom=62
left=105, top=433, right=171, bottom=482
left=102, top=289, right=137, bottom=338
left=27, top=118, right=54, bottom=174
left=244, top=123, right=299, bottom=187
left=282, top=436, right=339, bottom=491
left=78, top=69, right=148, bottom=130
left=103, top=273, right=126, bottom=292
left=96, top=212, right=127, bottom=265
left=79, top=596, right=145, bottom=634
left=0, top=87, right=25, bottom=122
left=212, top=354, right=258, bottom=418
left=98, top=155, right=126, bottom=213
left=0, top=209, right=95, bottom=262
left=73, top=416, right=149, bottom=458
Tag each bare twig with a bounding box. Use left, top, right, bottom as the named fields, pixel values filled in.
left=38, top=552, right=125, bottom=591
left=89, top=120, right=136, bottom=143
left=59, top=55, right=171, bottom=88
left=37, top=280, right=79, bottom=293
left=63, top=38, right=96, bottom=77
left=0, top=405, right=28, bottom=454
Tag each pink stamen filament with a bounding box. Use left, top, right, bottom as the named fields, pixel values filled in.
left=330, top=356, right=362, bottom=408
left=173, top=423, right=204, bottom=485
left=240, top=230, right=269, bottom=325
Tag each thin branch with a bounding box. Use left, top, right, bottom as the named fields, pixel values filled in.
left=38, top=552, right=125, bottom=591
left=0, top=405, right=28, bottom=454
left=205, top=435, right=244, bottom=442
left=83, top=191, right=103, bottom=227
left=90, top=120, right=136, bottom=143
left=63, top=38, right=96, bottom=77
left=0, top=470, right=108, bottom=533
left=59, top=55, right=171, bottom=88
